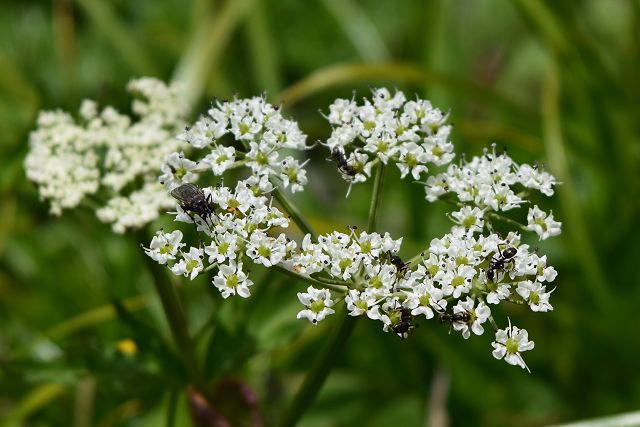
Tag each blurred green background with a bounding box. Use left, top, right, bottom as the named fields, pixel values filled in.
left=1, top=0, right=639, bottom=426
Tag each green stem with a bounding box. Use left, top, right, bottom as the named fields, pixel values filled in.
left=541, top=60, right=612, bottom=312
left=272, top=265, right=348, bottom=293
left=277, top=160, right=387, bottom=427
left=141, top=248, right=202, bottom=388
left=276, top=308, right=357, bottom=427
left=272, top=188, right=317, bottom=239
left=440, top=195, right=528, bottom=232
left=367, top=162, right=387, bottom=232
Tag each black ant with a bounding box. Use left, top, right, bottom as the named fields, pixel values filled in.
left=329, top=148, right=356, bottom=178
left=438, top=309, right=472, bottom=335
left=433, top=301, right=471, bottom=334
left=389, top=253, right=409, bottom=277
left=380, top=251, right=409, bottom=278
left=438, top=311, right=471, bottom=325
left=486, top=245, right=517, bottom=282
left=391, top=307, right=417, bottom=339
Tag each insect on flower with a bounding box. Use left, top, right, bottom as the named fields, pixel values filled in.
left=486, top=245, right=517, bottom=282
left=389, top=253, right=409, bottom=277
left=329, top=148, right=356, bottom=178
left=392, top=307, right=417, bottom=339
left=171, top=183, right=216, bottom=232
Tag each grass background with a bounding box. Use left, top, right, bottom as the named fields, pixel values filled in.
left=1, top=0, right=639, bottom=426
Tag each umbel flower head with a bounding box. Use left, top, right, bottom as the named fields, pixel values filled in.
left=159, top=95, right=311, bottom=194
left=25, top=78, right=190, bottom=232
left=143, top=88, right=562, bottom=373
left=33, top=83, right=556, bottom=374
left=322, top=87, right=455, bottom=195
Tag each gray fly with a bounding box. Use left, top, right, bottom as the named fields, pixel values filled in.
left=170, top=183, right=215, bottom=232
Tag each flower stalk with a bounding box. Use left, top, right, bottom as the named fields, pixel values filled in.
left=273, top=187, right=317, bottom=239
left=142, top=248, right=202, bottom=388
left=277, top=162, right=387, bottom=427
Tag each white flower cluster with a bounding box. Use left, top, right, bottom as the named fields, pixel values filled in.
left=144, top=179, right=295, bottom=299
left=138, top=89, right=562, bottom=373
left=289, top=221, right=556, bottom=371
left=424, top=145, right=561, bottom=240
left=161, top=96, right=310, bottom=193
left=25, top=78, right=189, bottom=232
left=323, top=87, right=454, bottom=193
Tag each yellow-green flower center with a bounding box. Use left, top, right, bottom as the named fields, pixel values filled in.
left=258, top=246, right=271, bottom=259
left=310, top=300, right=326, bottom=313
left=419, top=294, right=431, bottom=306
left=256, top=151, right=269, bottom=165
left=186, top=259, right=199, bottom=272
left=505, top=337, right=519, bottom=354
left=226, top=273, right=239, bottom=288
left=339, top=258, right=353, bottom=271
left=239, top=123, right=250, bottom=135
left=451, top=276, right=465, bottom=287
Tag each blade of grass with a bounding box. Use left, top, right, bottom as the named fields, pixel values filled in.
left=0, top=383, right=66, bottom=427
left=275, top=62, right=535, bottom=126
left=542, top=59, right=612, bottom=312
left=320, top=0, right=390, bottom=61
left=73, top=377, right=96, bottom=427
left=244, top=0, right=282, bottom=96
left=76, top=0, right=157, bottom=75
left=44, top=294, right=147, bottom=341
left=53, top=0, right=76, bottom=97
left=512, top=0, right=570, bottom=55
left=172, top=0, right=256, bottom=106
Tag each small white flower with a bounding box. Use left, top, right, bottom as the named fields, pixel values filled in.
left=516, top=280, right=554, bottom=312
left=204, top=232, right=239, bottom=264
left=199, top=145, right=236, bottom=175
left=492, top=320, right=535, bottom=372
left=246, top=231, right=287, bottom=267
left=403, top=282, right=446, bottom=319
left=170, top=247, right=204, bottom=280
left=296, top=286, right=335, bottom=324
left=396, top=143, right=428, bottom=179
left=526, top=205, right=561, bottom=240
left=243, top=174, right=274, bottom=196
left=212, top=261, right=253, bottom=298
left=486, top=283, right=511, bottom=304
left=345, top=289, right=382, bottom=319
left=440, top=265, right=476, bottom=298
left=161, top=152, right=198, bottom=187
left=327, top=98, right=357, bottom=125
left=245, top=141, right=279, bottom=175
left=144, top=230, right=184, bottom=264
left=279, top=157, right=308, bottom=193
left=452, top=297, right=491, bottom=339
left=450, top=206, right=485, bottom=234
left=517, top=163, right=557, bottom=196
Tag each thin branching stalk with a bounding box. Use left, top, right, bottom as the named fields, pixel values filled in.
left=367, top=162, right=386, bottom=232
left=273, top=187, right=317, bottom=239
left=141, top=245, right=203, bottom=389
left=277, top=163, right=387, bottom=427
left=272, top=265, right=348, bottom=293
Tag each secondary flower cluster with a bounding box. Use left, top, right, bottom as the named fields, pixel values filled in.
left=289, top=220, right=556, bottom=372
left=160, top=96, right=310, bottom=193
left=25, top=78, right=189, bottom=232
left=323, top=87, right=454, bottom=193
left=144, top=178, right=295, bottom=298
left=424, top=145, right=561, bottom=240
